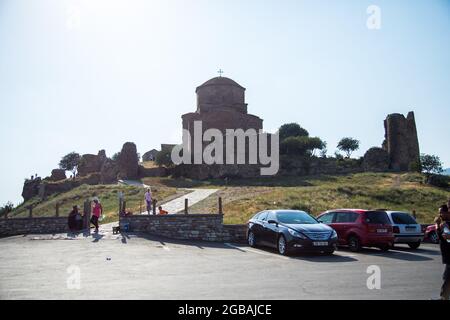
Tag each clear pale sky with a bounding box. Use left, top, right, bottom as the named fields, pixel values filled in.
left=0, top=0, right=449, bottom=205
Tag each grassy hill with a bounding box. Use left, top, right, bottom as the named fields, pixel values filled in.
left=142, top=173, right=450, bottom=225
left=10, top=183, right=179, bottom=224
left=8, top=172, right=450, bottom=226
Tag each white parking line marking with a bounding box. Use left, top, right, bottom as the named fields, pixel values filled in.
left=224, top=243, right=290, bottom=260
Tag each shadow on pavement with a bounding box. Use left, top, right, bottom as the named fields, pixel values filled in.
left=92, top=233, right=104, bottom=243
left=391, top=245, right=441, bottom=256
left=126, top=232, right=247, bottom=251
left=121, top=232, right=130, bottom=244
left=252, top=246, right=358, bottom=262
left=338, top=247, right=434, bottom=262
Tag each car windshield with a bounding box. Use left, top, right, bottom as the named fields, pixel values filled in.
left=276, top=211, right=317, bottom=225
left=391, top=212, right=417, bottom=225
left=365, top=211, right=390, bottom=224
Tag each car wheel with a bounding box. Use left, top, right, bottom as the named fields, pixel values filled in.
left=379, top=244, right=390, bottom=252
left=277, top=235, right=289, bottom=256
left=348, top=236, right=361, bottom=252
left=408, top=241, right=421, bottom=249
left=429, top=231, right=439, bottom=244
left=248, top=231, right=257, bottom=248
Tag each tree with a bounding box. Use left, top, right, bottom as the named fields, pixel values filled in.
left=59, top=152, right=81, bottom=176
left=0, top=201, right=14, bottom=217
left=155, top=146, right=175, bottom=167
left=280, top=136, right=325, bottom=156
left=308, top=137, right=326, bottom=156
left=319, top=141, right=328, bottom=158
left=279, top=123, right=309, bottom=141
left=337, top=137, right=360, bottom=158
left=112, top=152, right=120, bottom=161
left=420, top=154, right=443, bottom=175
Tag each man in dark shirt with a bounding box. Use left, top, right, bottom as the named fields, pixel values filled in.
left=436, top=204, right=450, bottom=300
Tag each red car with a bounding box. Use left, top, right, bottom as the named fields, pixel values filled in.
left=317, top=209, right=394, bottom=252
left=424, top=224, right=439, bottom=244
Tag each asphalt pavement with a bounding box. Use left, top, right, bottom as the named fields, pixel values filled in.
left=0, top=231, right=444, bottom=300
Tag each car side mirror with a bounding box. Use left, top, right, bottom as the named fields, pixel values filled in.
left=268, top=219, right=277, bottom=225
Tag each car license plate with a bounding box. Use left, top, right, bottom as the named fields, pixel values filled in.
left=377, top=229, right=387, bottom=233
left=313, top=241, right=328, bottom=246
left=405, top=226, right=416, bottom=232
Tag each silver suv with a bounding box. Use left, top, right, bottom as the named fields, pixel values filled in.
left=386, top=211, right=424, bottom=249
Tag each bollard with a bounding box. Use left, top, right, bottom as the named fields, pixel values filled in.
left=412, top=210, right=417, bottom=219
left=184, top=198, right=188, bottom=215
left=152, top=199, right=157, bottom=215
left=84, top=199, right=91, bottom=231
left=28, top=206, right=33, bottom=218
left=218, top=197, right=223, bottom=215
left=55, top=203, right=60, bottom=217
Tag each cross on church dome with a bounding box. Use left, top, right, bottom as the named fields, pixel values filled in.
left=217, top=69, right=224, bottom=77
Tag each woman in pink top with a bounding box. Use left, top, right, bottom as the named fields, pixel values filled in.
left=90, top=198, right=103, bottom=233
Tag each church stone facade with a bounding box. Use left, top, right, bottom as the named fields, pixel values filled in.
left=182, top=77, right=263, bottom=146
left=175, top=77, right=265, bottom=179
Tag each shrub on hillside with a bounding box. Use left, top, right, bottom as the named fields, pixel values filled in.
left=279, top=123, right=309, bottom=141
left=425, top=174, right=449, bottom=188
left=280, top=136, right=325, bottom=156
left=0, top=201, right=14, bottom=217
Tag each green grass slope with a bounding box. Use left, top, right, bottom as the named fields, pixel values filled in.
left=180, top=173, right=450, bottom=224
left=10, top=184, right=178, bottom=224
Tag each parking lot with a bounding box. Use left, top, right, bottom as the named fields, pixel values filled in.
left=0, top=232, right=444, bottom=300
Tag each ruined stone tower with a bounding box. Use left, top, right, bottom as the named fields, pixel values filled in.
left=382, top=111, right=420, bottom=171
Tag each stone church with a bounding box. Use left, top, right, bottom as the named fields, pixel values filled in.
left=174, top=76, right=267, bottom=179
left=182, top=76, right=263, bottom=147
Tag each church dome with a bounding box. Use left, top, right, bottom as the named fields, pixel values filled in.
left=196, top=77, right=245, bottom=92
left=195, top=77, right=247, bottom=114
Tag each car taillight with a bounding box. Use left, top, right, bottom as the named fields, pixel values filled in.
left=393, top=226, right=400, bottom=234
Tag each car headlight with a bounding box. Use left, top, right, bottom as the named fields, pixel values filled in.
left=288, top=229, right=307, bottom=239
left=330, top=230, right=338, bottom=239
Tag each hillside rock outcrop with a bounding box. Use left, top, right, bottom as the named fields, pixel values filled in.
left=382, top=112, right=420, bottom=171
left=49, top=169, right=66, bottom=181
left=118, top=142, right=139, bottom=180
left=363, top=147, right=390, bottom=172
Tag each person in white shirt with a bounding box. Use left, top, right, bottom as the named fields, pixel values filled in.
left=144, top=188, right=152, bottom=214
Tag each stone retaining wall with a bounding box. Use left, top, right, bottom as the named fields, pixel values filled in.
left=0, top=217, right=68, bottom=237
left=120, top=214, right=247, bottom=243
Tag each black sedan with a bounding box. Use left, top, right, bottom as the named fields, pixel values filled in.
left=247, top=210, right=338, bottom=255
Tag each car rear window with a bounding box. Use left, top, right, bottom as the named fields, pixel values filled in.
left=391, top=212, right=417, bottom=225
left=365, top=211, right=390, bottom=224
left=335, top=212, right=359, bottom=223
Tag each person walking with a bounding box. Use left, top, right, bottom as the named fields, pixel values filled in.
left=91, top=198, right=103, bottom=233
left=145, top=188, right=152, bottom=214
left=435, top=204, right=450, bottom=300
